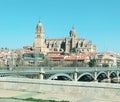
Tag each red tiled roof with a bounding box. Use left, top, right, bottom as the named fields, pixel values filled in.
left=49, top=56, right=64, bottom=60
left=49, top=53, right=96, bottom=61
left=103, top=58, right=113, bottom=61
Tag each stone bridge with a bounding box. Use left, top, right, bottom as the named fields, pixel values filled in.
left=43, top=67, right=120, bottom=82
left=0, top=66, right=120, bottom=82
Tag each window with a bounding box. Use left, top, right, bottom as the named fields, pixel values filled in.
left=81, top=42, right=83, bottom=47
left=37, top=35, right=40, bottom=38
left=85, top=45, right=87, bottom=47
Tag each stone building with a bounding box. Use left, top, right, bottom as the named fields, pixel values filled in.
left=96, top=51, right=120, bottom=67
left=33, top=21, right=48, bottom=53
left=34, top=21, right=97, bottom=54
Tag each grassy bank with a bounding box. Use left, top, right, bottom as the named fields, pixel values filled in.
left=12, top=97, right=68, bottom=102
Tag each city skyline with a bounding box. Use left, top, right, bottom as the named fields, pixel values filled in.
left=0, top=0, right=120, bottom=53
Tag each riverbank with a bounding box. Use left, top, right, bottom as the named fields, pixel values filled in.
left=0, top=97, right=67, bottom=102
left=0, top=78, right=120, bottom=101
left=0, top=88, right=120, bottom=102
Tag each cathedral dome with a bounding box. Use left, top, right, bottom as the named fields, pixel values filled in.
left=69, top=27, right=77, bottom=38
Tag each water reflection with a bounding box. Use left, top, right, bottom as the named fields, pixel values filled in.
left=111, top=78, right=120, bottom=84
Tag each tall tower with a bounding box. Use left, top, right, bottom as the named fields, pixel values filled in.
left=34, top=20, right=46, bottom=53
left=70, top=27, right=77, bottom=50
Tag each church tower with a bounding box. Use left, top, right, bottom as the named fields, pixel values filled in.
left=70, top=27, right=77, bottom=49
left=34, top=20, right=47, bottom=53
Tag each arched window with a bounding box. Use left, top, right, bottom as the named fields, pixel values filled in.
left=81, top=42, right=83, bottom=47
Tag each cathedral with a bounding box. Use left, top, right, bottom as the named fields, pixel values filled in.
left=34, top=21, right=97, bottom=54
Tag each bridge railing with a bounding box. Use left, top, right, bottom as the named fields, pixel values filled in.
left=0, top=66, right=8, bottom=70
left=0, top=65, right=120, bottom=72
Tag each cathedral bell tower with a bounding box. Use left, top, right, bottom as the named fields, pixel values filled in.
left=34, top=20, right=46, bottom=53
left=70, top=27, right=77, bottom=49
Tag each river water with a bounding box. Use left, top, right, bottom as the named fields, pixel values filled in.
left=111, top=78, right=120, bottom=83
left=101, top=77, right=120, bottom=84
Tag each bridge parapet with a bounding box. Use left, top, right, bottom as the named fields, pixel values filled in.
left=0, top=77, right=120, bottom=101
left=0, top=66, right=120, bottom=82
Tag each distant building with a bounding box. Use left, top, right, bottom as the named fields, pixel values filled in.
left=96, top=51, right=120, bottom=67
left=23, top=53, right=44, bottom=66
left=33, top=21, right=97, bottom=54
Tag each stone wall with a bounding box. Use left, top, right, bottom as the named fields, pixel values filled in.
left=0, top=77, right=120, bottom=100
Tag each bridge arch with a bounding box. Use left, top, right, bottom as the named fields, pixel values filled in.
left=97, top=71, right=107, bottom=81
left=77, top=72, right=94, bottom=81
left=97, top=71, right=107, bottom=78
left=110, top=71, right=117, bottom=78
left=48, top=73, right=73, bottom=81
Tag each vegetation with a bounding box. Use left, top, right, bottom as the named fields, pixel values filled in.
left=11, top=97, right=68, bottom=102
left=88, top=58, right=96, bottom=67
left=43, top=60, right=88, bottom=67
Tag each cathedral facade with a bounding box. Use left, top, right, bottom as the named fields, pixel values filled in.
left=34, top=21, right=97, bottom=54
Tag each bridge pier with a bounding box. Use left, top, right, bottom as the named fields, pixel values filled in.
left=117, top=70, right=120, bottom=83
left=94, top=68, right=98, bottom=82
left=107, top=70, right=111, bottom=82
left=73, top=68, right=78, bottom=81
left=39, top=67, right=45, bottom=80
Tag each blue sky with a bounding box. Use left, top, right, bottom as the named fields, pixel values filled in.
left=0, top=0, right=120, bottom=53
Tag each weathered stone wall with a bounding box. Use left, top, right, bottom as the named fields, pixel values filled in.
left=0, top=77, right=120, bottom=100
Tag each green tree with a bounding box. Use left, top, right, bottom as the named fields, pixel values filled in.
left=89, top=58, right=96, bottom=67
